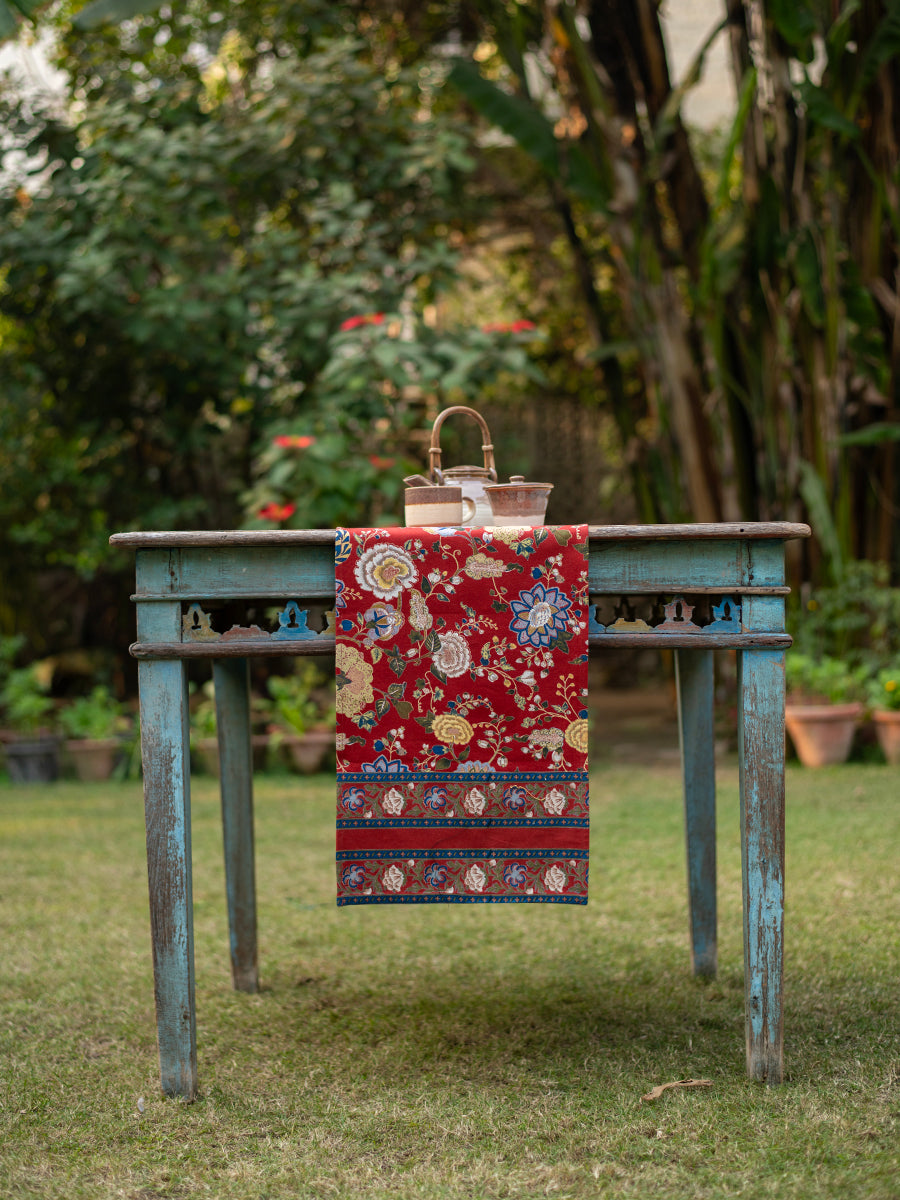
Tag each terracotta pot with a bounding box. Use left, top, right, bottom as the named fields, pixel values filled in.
left=195, top=735, right=271, bottom=777
left=785, top=703, right=862, bottom=767
left=64, top=738, right=121, bottom=782
left=282, top=728, right=334, bottom=774
left=872, top=709, right=900, bottom=765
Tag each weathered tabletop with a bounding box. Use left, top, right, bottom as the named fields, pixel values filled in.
left=111, top=522, right=810, bottom=1099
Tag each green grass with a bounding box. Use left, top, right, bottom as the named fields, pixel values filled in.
left=1, top=763, right=898, bottom=1199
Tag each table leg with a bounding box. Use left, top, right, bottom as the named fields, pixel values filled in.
left=737, top=647, right=785, bottom=1084
left=138, top=655, right=197, bottom=1100
left=675, top=648, right=717, bottom=978
left=213, top=658, right=258, bottom=993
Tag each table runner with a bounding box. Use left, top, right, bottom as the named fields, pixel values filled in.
left=334, top=525, right=589, bottom=905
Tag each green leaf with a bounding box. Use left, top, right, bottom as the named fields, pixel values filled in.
left=375, top=696, right=390, bottom=717
left=793, top=229, right=826, bottom=328
left=0, top=3, right=19, bottom=37
left=839, top=422, right=900, bottom=447
left=797, top=460, right=844, bottom=584
left=386, top=650, right=407, bottom=678
left=797, top=79, right=859, bottom=139
left=769, top=0, right=819, bottom=51
left=0, top=0, right=41, bottom=36
left=393, top=700, right=413, bottom=720
left=447, top=59, right=610, bottom=208
left=73, top=0, right=168, bottom=29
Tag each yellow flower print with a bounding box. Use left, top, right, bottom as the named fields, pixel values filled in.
left=431, top=713, right=475, bottom=745
left=464, top=552, right=506, bottom=579
left=564, top=718, right=588, bottom=754
left=335, top=643, right=374, bottom=717
left=489, top=526, right=531, bottom=545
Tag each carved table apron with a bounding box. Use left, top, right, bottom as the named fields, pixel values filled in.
left=110, top=522, right=810, bottom=1099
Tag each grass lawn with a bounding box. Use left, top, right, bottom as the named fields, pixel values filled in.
left=1, top=762, right=898, bottom=1198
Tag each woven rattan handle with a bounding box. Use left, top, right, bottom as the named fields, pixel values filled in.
left=428, top=406, right=497, bottom=483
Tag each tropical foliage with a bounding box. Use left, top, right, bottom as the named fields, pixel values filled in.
left=450, top=0, right=900, bottom=577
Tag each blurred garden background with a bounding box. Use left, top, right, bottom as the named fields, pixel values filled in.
left=1, top=0, right=900, bottom=763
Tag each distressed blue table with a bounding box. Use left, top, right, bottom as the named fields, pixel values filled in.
left=111, top=522, right=810, bottom=1099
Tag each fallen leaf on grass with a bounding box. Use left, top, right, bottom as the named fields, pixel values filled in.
left=640, top=1078, right=712, bottom=1103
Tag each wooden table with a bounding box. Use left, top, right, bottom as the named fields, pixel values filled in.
left=111, top=522, right=810, bottom=1099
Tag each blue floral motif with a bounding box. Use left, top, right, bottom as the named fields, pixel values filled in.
left=454, top=761, right=497, bottom=773
left=360, top=754, right=408, bottom=775
left=341, top=863, right=366, bottom=889
left=508, top=583, right=573, bottom=648
left=423, top=785, right=449, bottom=810
left=335, top=529, right=353, bottom=565
left=503, top=861, right=528, bottom=888
left=502, top=785, right=529, bottom=811
left=340, top=787, right=366, bottom=813
left=334, top=579, right=347, bottom=612
left=363, top=602, right=401, bottom=641
left=424, top=862, right=448, bottom=888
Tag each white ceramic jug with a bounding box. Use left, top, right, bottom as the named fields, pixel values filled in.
left=427, top=406, right=497, bottom=527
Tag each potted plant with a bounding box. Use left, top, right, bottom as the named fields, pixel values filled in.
left=785, top=652, right=867, bottom=767
left=0, top=662, right=60, bottom=783
left=865, top=665, right=900, bottom=764
left=267, top=663, right=335, bottom=774
left=190, top=680, right=272, bottom=777
left=58, top=685, right=131, bottom=781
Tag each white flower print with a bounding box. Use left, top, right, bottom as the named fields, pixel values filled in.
left=464, top=863, right=487, bottom=892
left=463, top=787, right=486, bottom=815
left=544, top=865, right=567, bottom=893
left=382, top=787, right=405, bottom=816
left=354, top=544, right=418, bottom=600
left=409, top=590, right=432, bottom=631
left=542, top=788, right=567, bottom=815
left=382, top=864, right=405, bottom=892
left=432, top=631, right=472, bottom=678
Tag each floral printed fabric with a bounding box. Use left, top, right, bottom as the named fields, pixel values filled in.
left=335, top=525, right=590, bottom=905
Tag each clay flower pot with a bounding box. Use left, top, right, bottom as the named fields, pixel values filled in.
left=785, top=703, right=862, bottom=767
left=871, top=709, right=900, bottom=765
left=64, top=737, right=121, bottom=782
left=282, top=728, right=334, bottom=774
left=194, top=735, right=271, bottom=777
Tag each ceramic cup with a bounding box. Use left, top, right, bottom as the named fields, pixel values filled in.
left=404, top=486, right=475, bottom=527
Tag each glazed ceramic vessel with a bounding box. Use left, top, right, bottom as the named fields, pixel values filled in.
left=483, top=475, right=554, bottom=527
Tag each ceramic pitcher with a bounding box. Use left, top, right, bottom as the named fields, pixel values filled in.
left=427, top=405, right=497, bottom=526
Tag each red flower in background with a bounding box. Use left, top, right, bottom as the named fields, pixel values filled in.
left=340, top=312, right=385, bottom=331
left=482, top=319, right=537, bottom=334
left=273, top=434, right=316, bottom=449
left=258, top=502, right=297, bottom=522
left=368, top=455, right=396, bottom=470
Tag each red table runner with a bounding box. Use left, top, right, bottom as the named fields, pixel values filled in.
left=335, top=525, right=589, bottom=905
